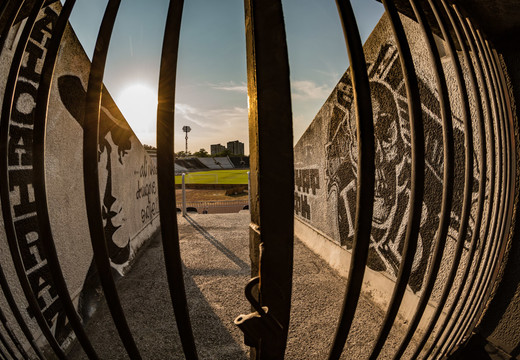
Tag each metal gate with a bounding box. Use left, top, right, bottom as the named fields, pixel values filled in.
left=0, top=0, right=516, bottom=359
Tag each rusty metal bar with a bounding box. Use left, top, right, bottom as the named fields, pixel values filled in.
left=327, top=0, right=375, bottom=357
left=416, top=2, right=488, bottom=358
left=0, top=1, right=68, bottom=358
left=32, top=1, right=100, bottom=359
left=82, top=0, right=142, bottom=358
left=367, top=0, right=425, bottom=357
left=436, top=25, right=507, bottom=358
left=156, top=1, right=199, bottom=359
left=394, top=0, right=473, bottom=356
left=243, top=0, right=294, bottom=358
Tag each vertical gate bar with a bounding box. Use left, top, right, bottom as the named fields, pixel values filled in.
left=243, top=0, right=294, bottom=358
left=327, top=0, right=375, bottom=357
left=156, top=0, right=199, bottom=358
left=395, top=0, right=474, bottom=356
left=0, top=1, right=69, bottom=358
left=32, top=0, right=101, bottom=359
left=427, top=14, right=500, bottom=357
left=437, top=26, right=507, bottom=358
left=82, top=0, right=142, bottom=358
left=367, top=0, right=425, bottom=358
left=418, top=3, right=488, bottom=358
left=0, top=307, right=29, bottom=360
left=0, top=2, right=45, bottom=358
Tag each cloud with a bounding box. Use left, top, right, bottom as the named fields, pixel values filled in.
left=291, top=80, right=331, bottom=100
left=208, top=81, right=247, bottom=93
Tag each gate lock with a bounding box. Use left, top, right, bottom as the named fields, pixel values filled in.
left=234, top=277, right=284, bottom=353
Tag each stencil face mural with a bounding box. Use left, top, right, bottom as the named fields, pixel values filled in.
left=58, top=75, right=133, bottom=267
left=325, top=43, right=478, bottom=293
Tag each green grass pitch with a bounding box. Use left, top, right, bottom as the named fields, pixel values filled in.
left=175, top=169, right=249, bottom=185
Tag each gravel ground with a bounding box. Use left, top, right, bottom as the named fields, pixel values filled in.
left=68, top=213, right=417, bottom=359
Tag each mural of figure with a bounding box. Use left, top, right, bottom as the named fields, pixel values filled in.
left=58, top=75, right=133, bottom=316
left=324, top=43, right=477, bottom=293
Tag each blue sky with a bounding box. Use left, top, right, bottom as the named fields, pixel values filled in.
left=67, top=0, right=384, bottom=153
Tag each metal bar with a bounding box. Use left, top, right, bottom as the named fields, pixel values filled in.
left=367, top=0, right=425, bottom=357
left=0, top=329, right=16, bottom=360
left=458, top=37, right=513, bottom=340
left=0, top=1, right=68, bottom=358
left=327, top=0, right=374, bottom=357
left=82, top=0, right=142, bottom=358
left=0, top=0, right=25, bottom=60
left=417, top=2, right=488, bottom=358
left=32, top=0, right=100, bottom=359
left=243, top=1, right=294, bottom=358
left=0, top=2, right=45, bottom=358
left=182, top=173, right=187, bottom=217
left=437, top=25, right=507, bottom=358
left=156, top=1, right=198, bottom=359
left=0, top=306, right=29, bottom=359
left=394, top=0, right=473, bottom=356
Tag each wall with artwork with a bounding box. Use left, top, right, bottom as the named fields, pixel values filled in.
left=0, top=2, right=159, bottom=349
left=294, top=12, right=495, bottom=320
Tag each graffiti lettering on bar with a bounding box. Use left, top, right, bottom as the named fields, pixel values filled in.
left=7, top=5, right=72, bottom=344
left=295, top=168, right=320, bottom=220
left=325, top=43, right=479, bottom=292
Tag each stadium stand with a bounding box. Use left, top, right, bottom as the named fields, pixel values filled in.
left=175, top=158, right=209, bottom=171
left=198, top=157, right=224, bottom=169
left=214, top=157, right=235, bottom=169
left=229, top=156, right=250, bottom=169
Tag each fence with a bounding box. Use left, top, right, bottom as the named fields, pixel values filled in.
left=0, top=0, right=517, bottom=359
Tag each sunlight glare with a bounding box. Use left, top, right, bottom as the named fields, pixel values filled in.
left=116, top=84, right=157, bottom=144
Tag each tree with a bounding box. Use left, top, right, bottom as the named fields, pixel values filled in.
left=143, top=144, right=156, bottom=150
left=175, top=151, right=191, bottom=158
left=193, top=148, right=210, bottom=157
left=214, top=149, right=233, bottom=157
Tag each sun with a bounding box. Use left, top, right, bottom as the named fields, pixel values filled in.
left=116, top=84, right=157, bottom=140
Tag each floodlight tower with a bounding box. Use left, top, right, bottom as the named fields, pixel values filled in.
left=182, top=125, right=191, bottom=155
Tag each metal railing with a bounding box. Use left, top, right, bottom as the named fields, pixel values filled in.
left=0, top=0, right=515, bottom=359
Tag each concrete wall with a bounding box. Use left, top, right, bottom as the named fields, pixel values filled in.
left=294, top=11, right=501, bottom=326
left=0, top=2, right=159, bottom=350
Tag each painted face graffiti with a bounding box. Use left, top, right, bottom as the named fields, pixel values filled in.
left=58, top=74, right=133, bottom=267
left=324, top=43, right=479, bottom=293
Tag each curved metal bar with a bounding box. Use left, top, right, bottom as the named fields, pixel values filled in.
left=0, top=3, right=45, bottom=358
left=0, top=1, right=68, bottom=358
left=367, top=0, right=425, bottom=358
left=327, top=0, right=374, bottom=358
left=419, top=3, right=488, bottom=358
left=453, top=37, right=513, bottom=345
left=32, top=1, right=100, bottom=359
left=395, top=0, right=474, bottom=356
left=156, top=1, right=198, bottom=358
left=82, top=0, right=142, bottom=358
left=0, top=1, right=25, bottom=60
left=437, top=26, right=507, bottom=358
left=0, top=328, right=16, bottom=360
left=0, top=306, right=29, bottom=359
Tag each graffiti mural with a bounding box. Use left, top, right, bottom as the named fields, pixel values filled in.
left=322, top=43, right=479, bottom=293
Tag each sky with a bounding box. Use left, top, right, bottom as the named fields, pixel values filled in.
left=66, top=0, right=385, bottom=154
